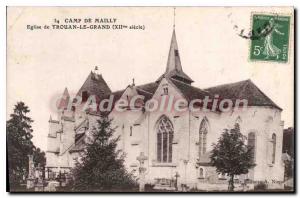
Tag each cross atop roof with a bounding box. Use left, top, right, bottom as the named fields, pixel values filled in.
left=173, top=7, right=176, bottom=30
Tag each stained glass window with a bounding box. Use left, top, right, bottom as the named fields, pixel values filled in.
left=199, top=118, right=209, bottom=156
left=157, top=115, right=174, bottom=163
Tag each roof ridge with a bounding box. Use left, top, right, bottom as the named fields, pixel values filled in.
left=109, top=81, right=158, bottom=95
left=204, top=79, right=250, bottom=90
left=245, top=80, right=281, bottom=110
left=112, top=89, right=125, bottom=94
left=170, top=78, right=209, bottom=93
left=236, top=79, right=250, bottom=98
left=204, top=79, right=281, bottom=110
left=137, top=81, right=159, bottom=87
left=135, top=87, right=154, bottom=95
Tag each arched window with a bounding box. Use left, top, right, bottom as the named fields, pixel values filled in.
left=199, top=118, right=209, bottom=156
left=157, top=115, right=173, bottom=163
left=271, top=133, right=276, bottom=164
left=248, top=132, right=256, bottom=161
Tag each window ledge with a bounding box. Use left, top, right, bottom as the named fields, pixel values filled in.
left=131, top=140, right=140, bottom=146
left=172, top=139, right=179, bottom=144
left=198, top=177, right=205, bottom=180
left=152, top=162, right=177, bottom=167
left=130, top=163, right=139, bottom=167
left=268, top=163, right=274, bottom=167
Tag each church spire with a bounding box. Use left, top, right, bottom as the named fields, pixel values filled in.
left=166, top=8, right=180, bottom=73
left=163, top=29, right=194, bottom=84
left=165, top=29, right=183, bottom=74
left=156, top=9, right=193, bottom=84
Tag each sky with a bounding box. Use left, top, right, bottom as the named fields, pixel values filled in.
left=7, top=7, right=294, bottom=151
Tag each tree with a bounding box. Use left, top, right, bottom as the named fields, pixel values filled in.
left=7, top=102, right=46, bottom=190
left=210, top=124, right=256, bottom=191
left=69, top=115, right=137, bottom=191
left=33, top=147, right=46, bottom=168
left=33, top=147, right=46, bottom=179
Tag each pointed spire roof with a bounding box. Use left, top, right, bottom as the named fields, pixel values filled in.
left=166, top=29, right=183, bottom=74
left=76, top=71, right=111, bottom=98
left=166, top=29, right=182, bottom=73
left=157, top=30, right=193, bottom=84
left=62, top=87, right=70, bottom=98
left=57, top=87, right=70, bottom=110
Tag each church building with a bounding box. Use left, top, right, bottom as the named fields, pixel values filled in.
left=46, top=29, right=285, bottom=190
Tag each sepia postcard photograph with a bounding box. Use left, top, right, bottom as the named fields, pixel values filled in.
left=6, top=6, right=295, bottom=193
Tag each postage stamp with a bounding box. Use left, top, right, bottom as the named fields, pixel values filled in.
left=250, top=14, right=290, bottom=63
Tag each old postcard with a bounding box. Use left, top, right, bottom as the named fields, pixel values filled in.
left=6, top=7, right=294, bottom=192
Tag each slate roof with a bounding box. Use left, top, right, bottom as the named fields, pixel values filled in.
left=106, top=82, right=159, bottom=105
left=76, top=71, right=112, bottom=98
left=136, top=82, right=159, bottom=102
left=170, top=78, right=213, bottom=101
left=204, top=79, right=281, bottom=110
left=95, top=77, right=280, bottom=113
left=110, top=89, right=125, bottom=104
left=136, top=88, right=154, bottom=102
left=137, top=82, right=159, bottom=94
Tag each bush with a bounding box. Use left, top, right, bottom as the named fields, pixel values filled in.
left=144, top=183, right=155, bottom=191
left=254, top=182, right=267, bottom=190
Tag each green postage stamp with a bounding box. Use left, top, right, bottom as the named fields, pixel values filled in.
left=250, top=14, right=290, bottom=63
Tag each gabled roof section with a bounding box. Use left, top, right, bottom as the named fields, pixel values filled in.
left=77, top=71, right=111, bottom=98
left=170, top=78, right=212, bottom=101
left=110, top=89, right=126, bottom=106
left=136, top=82, right=159, bottom=101
left=108, top=82, right=159, bottom=104
left=138, top=82, right=159, bottom=94
left=157, top=30, right=194, bottom=84
left=205, top=79, right=282, bottom=110
left=98, top=81, right=159, bottom=114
